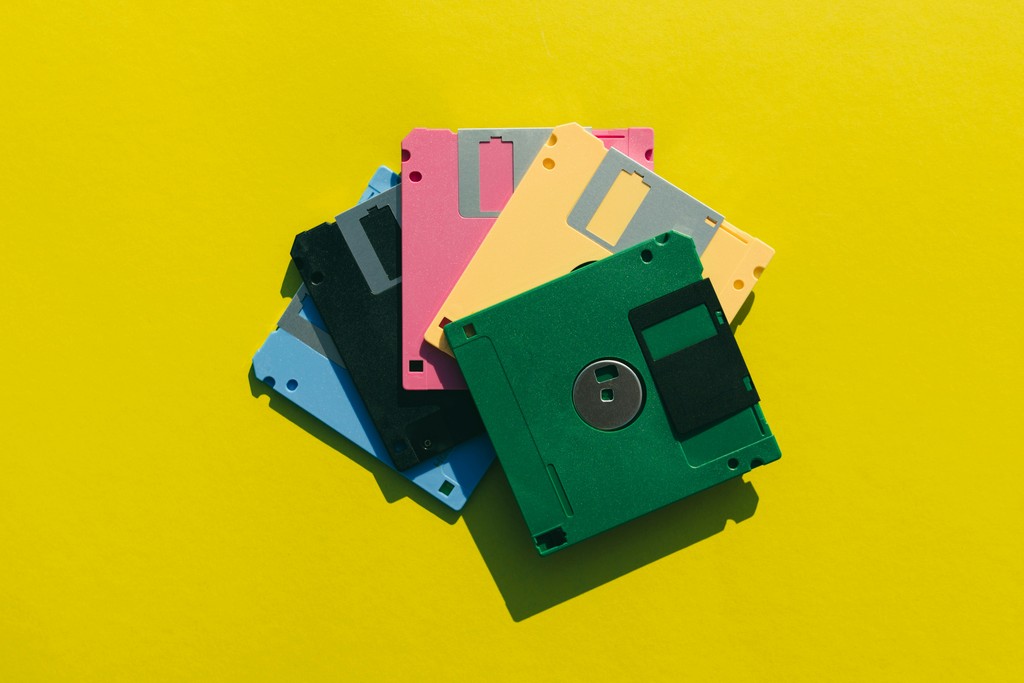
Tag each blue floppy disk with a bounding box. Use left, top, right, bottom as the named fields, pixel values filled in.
left=359, top=166, right=400, bottom=203
left=252, top=167, right=493, bottom=510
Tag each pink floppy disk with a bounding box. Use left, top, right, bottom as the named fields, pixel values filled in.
left=401, top=127, right=654, bottom=390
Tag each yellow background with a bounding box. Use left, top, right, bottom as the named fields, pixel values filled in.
left=2, top=1, right=1021, bottom=680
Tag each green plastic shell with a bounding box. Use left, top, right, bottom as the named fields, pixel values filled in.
left=447, top=231, right=780, bottom=555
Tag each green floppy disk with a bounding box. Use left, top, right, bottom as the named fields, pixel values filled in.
left=446, top=231, right=781, bottom=555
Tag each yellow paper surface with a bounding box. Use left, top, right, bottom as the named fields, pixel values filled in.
left=1, top=1, right=1021, bottom=680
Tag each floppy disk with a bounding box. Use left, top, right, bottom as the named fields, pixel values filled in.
left=401, top=126, right=654, bottom=391
left=290, top=183, right=494, bottom=473
left=446, top=231, right=781, bottom=554
left=426, top=122, right=774, bottom=356
left=252, top=169, right=492, bottom=510
left=359, top=165, right=400, bottom=203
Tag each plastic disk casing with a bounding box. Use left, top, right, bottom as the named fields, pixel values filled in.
left=426, top=123, right=775, bottom=356
left=290, top=183, right=494, bottom=474
left=252, top=168, right=493, bottom=510
left=401, top=126, right=654, bottom=390
left=359, top=166, right=400, bottom=203
left=446, top=231, right=781, bottom=554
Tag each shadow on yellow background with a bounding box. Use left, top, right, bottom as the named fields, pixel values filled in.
left=463, top=472, right=759, bottom=621
left=251, top=263, right=763, bottom=621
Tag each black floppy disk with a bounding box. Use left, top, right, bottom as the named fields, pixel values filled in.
left=290, top=185, right=492, bottom=471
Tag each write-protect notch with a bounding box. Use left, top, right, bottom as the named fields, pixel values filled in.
left=700, top=220, right=775, bottom=321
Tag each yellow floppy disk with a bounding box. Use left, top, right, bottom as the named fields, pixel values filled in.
left=425, top=123, right=773, bottom=355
